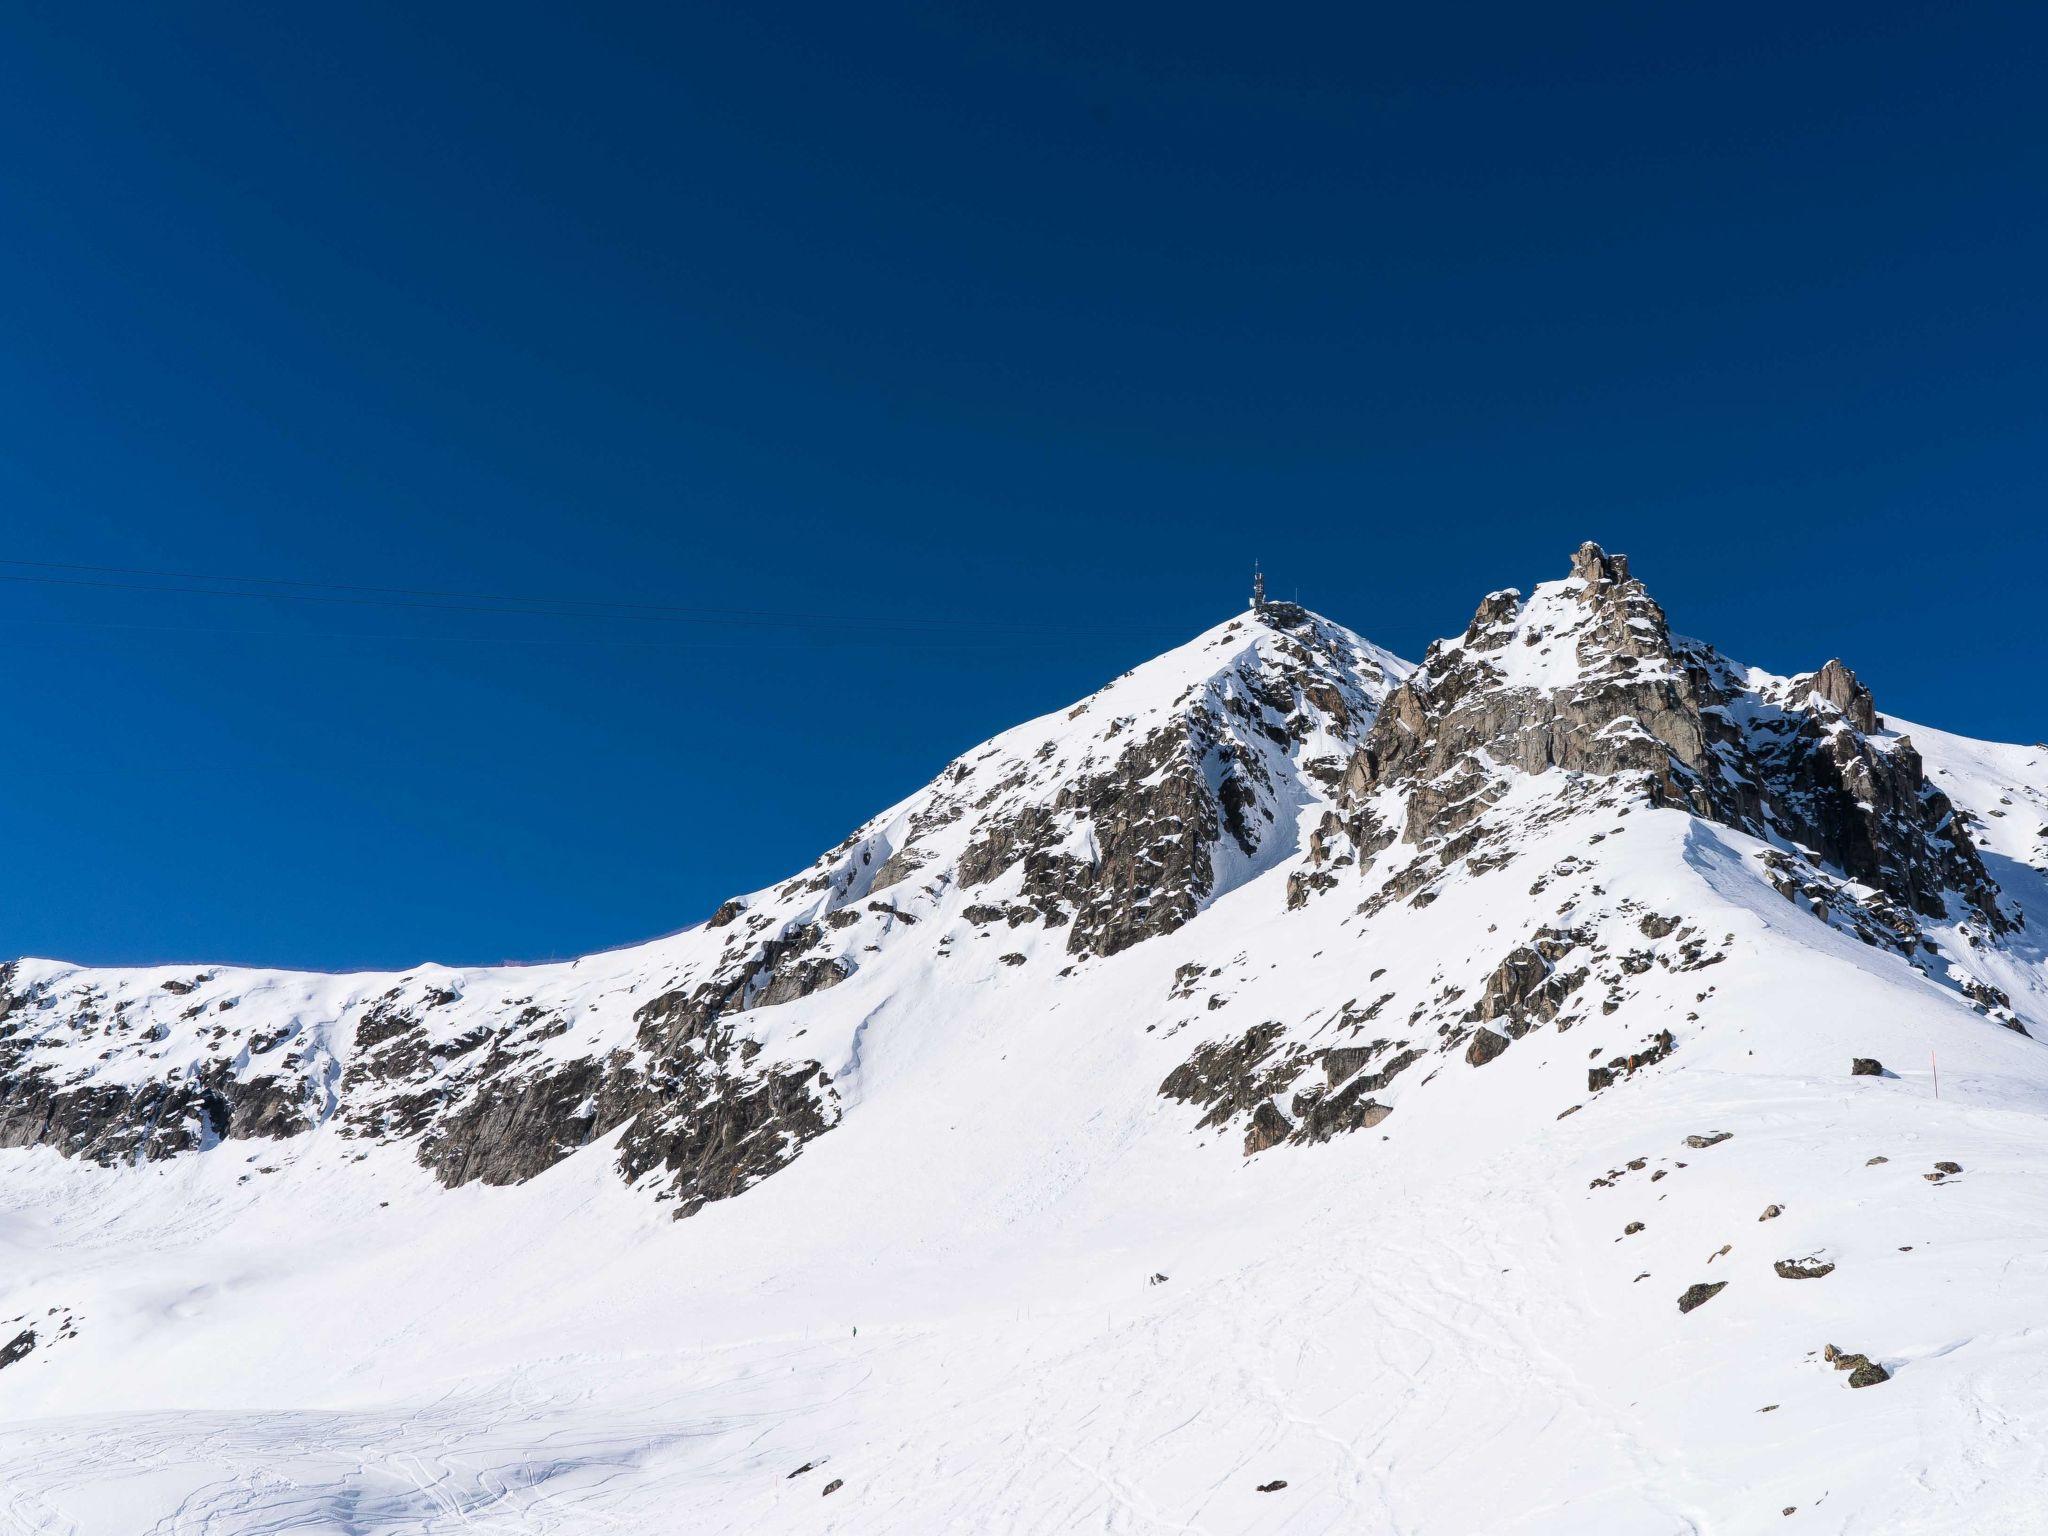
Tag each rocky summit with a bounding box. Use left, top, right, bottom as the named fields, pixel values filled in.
left=4, top=545, right=2047, bottom=1535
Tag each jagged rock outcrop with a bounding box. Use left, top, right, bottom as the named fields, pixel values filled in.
left=941, top=605, right=1405, bottom=958
left=1465, top=930, right=1590, bottom=1037
left=1464, top=1027, right=1510, bottom=1067
left=3, top=923, right=843, bottom=1221
left=1159, top=1023, right=1421, bottom=1155
left=2, top=551, right=2028, bottom=1219
left=952, top=721, right=1218, bottom=959
left=1728, top=654, right=2004, bottom=929
left=1156, top=543, right=2022, bottom=1160
left=372, top=926, right=847, bottom=1209
left=614, top=987, right=837, bottom=1215
left=0, top=1067, right=309, bottom=1165
left=1, top=602, right=1406, bottom=1210
left=1678, top=1281, right=1727, bottom=1314
left=1346, top=546, right=1720, bottom=830
left=0, top=1329, right=33, bottom=1370
left=0, top=968, right=315, bottom=1163
left=1331, top=542, right=2010, bottom=941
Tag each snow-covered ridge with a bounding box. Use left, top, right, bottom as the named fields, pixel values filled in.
left=5, top=545, right=2048, bottom=1534
left=1, top=601, right=1410, bottom=1211
left=4, top=552, right=2040, bottom=1198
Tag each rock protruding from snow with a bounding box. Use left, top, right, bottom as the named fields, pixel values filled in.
left=0, top=604, right=1408, bottom=1210
left=0, top=962, right=314, bottom=1164
left=1326, top=542, right=2011, bottom=945
left=933, top=604, right=1406, bottom=958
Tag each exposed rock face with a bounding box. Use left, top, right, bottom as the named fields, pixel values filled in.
left=1330, top=542, right=2011, bottom=947
left=944, top=606, right=1405, bottom=958
left=953, top=720, right=1221, bottom=959
left=1243, top=1099, right=1292, bottom=1154
left=1588, top=1029, right=1676, bottom=1093
left=0, top=1329, right=33, bottom=1370
left=1811, top=659, right=1880, bottom=735
left=416, top=1057, right=612, bottom=1188
left=1732, top=658, right=2004, bottom=931
left=0, top=968, right=313, bottom=1164
left=615, top=992, right=837, bottom=1216
left=3, top=547, right=2030, bottom=1230
left=1774, top=1258, right=1835, bottom=1280
left=365, top=927, right=845, bottom=1213
left=1678, top=1281, right=1727, bottom=1313
left=1159, top=1024, right=1292, bottom=1137
left=1466, top=934, right=1589, bottom=1037
left=1825, top=1345, right=1892, bottom=1387
left=1, top=603, right=1408, bottom=1211
left=1345, top=546, right=1720, bottom=833
left=1159, top=1022, right=1419, bottom=1156
left=2, top=922, right=843, bottom=1221
left=1153, top=548, right=2023, bottom=1163
left=1464, top=1027, right=1510, bottom=1067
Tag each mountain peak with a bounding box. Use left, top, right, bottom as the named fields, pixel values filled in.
left=1322, top=543, right=2012, bottom=955
left=1808, top=656, right=1882, bottom=733
left=6, top=547, right=2048, bottom=1532
left=1568, top=537, right=1631, bottom=587
left=821, top=600, right=1409, bottom=961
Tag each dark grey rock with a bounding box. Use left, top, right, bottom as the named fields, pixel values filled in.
left=1825, top=1345, right=1891, bottom=1387
left=954, top=611, right=1387, bottom=957
left=1243, top=1100, right=1292, bottom=1155
left=0, top=1048, right=313, bottom=1167
left=1160, top=1024, right=1291, bottom=1134
left=1464, top=940, right=1588, bottom=1037
left=1589, top=1028, right=1677, bottom=1092
left=0, top=1328, right=33, bottom=1370
left=1677, top=1281, right=1726, bottom=1314
left=1324, top=544, right=2012, bottom=951
left=1774, top=1258, right=1835, bottom=1280
left=1464, top=1027, right=1510, bottom=1067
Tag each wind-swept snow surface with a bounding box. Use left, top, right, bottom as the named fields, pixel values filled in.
left=4, top=555, right=2045, bottom=1534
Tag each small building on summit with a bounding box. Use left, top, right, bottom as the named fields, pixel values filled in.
left=1249, top=563, right=1308, bottom=626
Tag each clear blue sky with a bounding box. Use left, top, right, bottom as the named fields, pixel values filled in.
left=4, top=3, right=2044, bottom=970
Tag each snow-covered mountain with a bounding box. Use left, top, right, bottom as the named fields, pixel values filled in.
left=4, top=544, right=2046, bottom=1534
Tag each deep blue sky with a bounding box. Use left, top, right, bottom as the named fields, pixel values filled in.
left=4, top=3, right=2044, bottom=969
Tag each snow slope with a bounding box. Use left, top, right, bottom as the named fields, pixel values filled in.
left=3, top=552, right=2045, bottom=1534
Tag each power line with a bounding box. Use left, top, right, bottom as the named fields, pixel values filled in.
left=0, top=557, right=1192, bottom=640
left=2, top=555, right=893, bottom=618
left=0, top=612, right=1099, bottom=651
